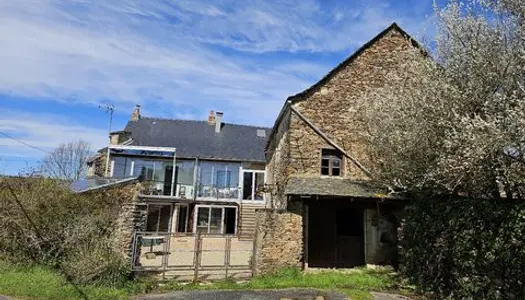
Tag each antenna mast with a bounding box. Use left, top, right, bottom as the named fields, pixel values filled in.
left=98, top=104, right=115, bottom=177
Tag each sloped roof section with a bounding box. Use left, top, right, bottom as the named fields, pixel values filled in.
left=69, top=176, right=139, bottom=193
left=285, top=176, right=399, bottom=199
left=124, top=118, right=270, bottom=162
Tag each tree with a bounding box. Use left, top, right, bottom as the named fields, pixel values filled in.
left=359, top=0, right=525, bottom=199
left=41, top=140, right=92, bottom=181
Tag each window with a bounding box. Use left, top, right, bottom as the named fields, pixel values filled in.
left=198, top=161, right=240, bottom=199
left=321, top=149, right=342, bottom=176
left=176, top=205, right=188, bottom=233
left=242, top=170, right=265, bottom=200
left=111, top=156, right=134, bottom=178
left=146, top=204, right=172, bottom=232
left=194, top=206, right=237, bottom=235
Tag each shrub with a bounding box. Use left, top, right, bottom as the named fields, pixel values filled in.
left=401, top=196, right=525, bottom=299
left=0, top=177, right=128, bottom=285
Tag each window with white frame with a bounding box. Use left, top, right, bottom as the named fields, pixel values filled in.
left=242, top=170, right=265, bottom=201
left=194, top=206, right=237, bottom=235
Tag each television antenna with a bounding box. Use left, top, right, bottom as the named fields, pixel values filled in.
left=98, top=103, right=115, bottom=133
left=98, top=103, right=114, bottom=177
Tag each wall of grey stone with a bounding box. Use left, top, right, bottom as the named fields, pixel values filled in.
left=253, top=200, right=304, bottom=274
left=90, top=182, right=147, bottom=261
left=288, top=29, right=416, bottom=181
left=112, top=199, right=148, bottom=260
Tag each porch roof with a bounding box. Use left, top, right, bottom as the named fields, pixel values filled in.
left=285, top=176, right=400, bottom=199
left=69, top=176, right=139, bottom=193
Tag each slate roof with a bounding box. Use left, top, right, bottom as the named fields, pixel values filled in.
left=124, top=117, right=270, bottom=162
left=285, top=176, right=399, bottom=199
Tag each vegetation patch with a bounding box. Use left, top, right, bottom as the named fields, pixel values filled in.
left=155, top=267, right=404, bottom=300
left=402, top=197, right=525, bottom=299
left=0, top=262, right=407, bottom=300
left=0, top=261, right=151, bottom=300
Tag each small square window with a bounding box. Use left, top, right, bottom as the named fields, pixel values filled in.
left=320, top=149, right=343, bottom=177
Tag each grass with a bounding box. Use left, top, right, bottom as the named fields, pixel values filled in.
left=0, top=261, right=149, bottom=300
left=157, top=267, right=401, bottom=300
left=0, top=261, right=404, bottom=300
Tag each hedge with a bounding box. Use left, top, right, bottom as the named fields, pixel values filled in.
left=401, top=196, right=525, bottom=299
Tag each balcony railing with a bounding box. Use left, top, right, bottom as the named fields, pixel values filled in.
left=140, top=181, right=241, bottom=201
left=197, top=184, right=240, bottom=200
left=141, top=180, right=195, bottom=199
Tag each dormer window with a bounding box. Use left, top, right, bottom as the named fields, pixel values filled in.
left=321, top=149, right=342, bottom=176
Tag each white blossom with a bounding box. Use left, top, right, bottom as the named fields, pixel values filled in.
left=360, top=0, right=525, bottom=199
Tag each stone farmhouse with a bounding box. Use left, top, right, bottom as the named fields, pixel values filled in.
left=257, top=23, right=422, bottom=272
left=71, top=22, right=423, bottom=278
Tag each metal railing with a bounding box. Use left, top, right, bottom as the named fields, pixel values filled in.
left=197, top=184, right=240, bottom=200
left=132, top=231, right=255, bottom=281
left=140, top=181, right=195, bottom=198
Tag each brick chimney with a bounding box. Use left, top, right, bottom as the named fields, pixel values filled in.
left=130, top=105, right=141, bottom=121
left=207, top=110, right=216, bottom=125
left=215, top=111, right=223, bottom=133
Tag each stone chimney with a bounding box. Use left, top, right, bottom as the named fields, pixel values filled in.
left=215, top=111, right=223, bottom=133
left=207, top=110, right=216, bottom=125
left=130, top=105, right=141, bottom=121
left=109, top=131, right=131, bottom=145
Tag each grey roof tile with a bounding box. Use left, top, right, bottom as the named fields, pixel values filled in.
left=285, top=176, right=399, bottom=199
left=124, top=118, right=269, bottom=162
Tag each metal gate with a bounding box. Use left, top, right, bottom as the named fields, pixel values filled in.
left=131, top=232, right=255, bottom=281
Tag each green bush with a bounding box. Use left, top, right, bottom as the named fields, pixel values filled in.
left=401, top=196, right=525, bottom=299
left=0, top=177, right=129, bottom=285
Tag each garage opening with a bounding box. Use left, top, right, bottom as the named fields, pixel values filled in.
left=308, top=201, right=365, bottom=268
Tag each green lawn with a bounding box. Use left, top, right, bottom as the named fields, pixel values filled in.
left=0, top=262, right=145, bottom=300
left=0, top=261, right=405, bottom=300
left=158, top=267, right=402, bottom=300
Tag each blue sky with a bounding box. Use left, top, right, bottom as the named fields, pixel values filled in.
left=0, top=0, right=444, bottom=175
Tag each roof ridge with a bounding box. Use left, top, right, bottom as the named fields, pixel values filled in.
left=286, top=22, right=424, bottom=102
left=137, top=116, right=271, bottom=129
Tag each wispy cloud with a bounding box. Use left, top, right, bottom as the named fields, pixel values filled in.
left=0, top=109, right=109, bottom=174
left=0, top=1, right=431, bottom=121
left=0, top=0, right=434, bottom=174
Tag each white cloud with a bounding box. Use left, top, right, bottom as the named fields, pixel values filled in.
left=0, top=0, right=434, bottom=174
left=0, top=109, right=110, bottom=174
left=0, top=110, right=108, bottom=154
left=0, top=1, right=430, bottom=116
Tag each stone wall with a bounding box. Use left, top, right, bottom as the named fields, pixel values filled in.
left=287, top=29, right=416, bottom=181
left=253, top=201, right=303, bottom=274
left=265, top=117, right=291, bottom=209
left=111, top=197, right=148, bottom=259
left=87, top=153, right=109, bottom=178
left=88, top=182, right=147, bottom=261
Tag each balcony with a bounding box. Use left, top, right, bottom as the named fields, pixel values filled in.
left=141, top=180, right=195, bottom=199
left=197, top=184, right=240, bottom=200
